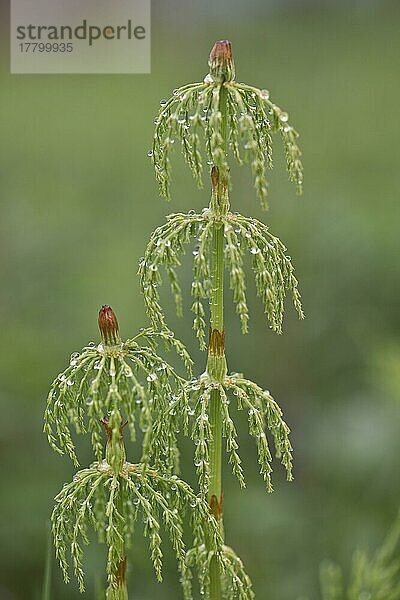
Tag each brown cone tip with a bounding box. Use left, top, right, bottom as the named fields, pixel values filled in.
left=98, top=305, right=120, bottom=345
left=210, top=40, right=232, bottom=65
left=208, top=40, right=235, bottom=82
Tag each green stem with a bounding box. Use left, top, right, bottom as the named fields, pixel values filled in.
left=209, top=386, right=223, bottom=600
left=41, top=522, right=52, bottom=600
left=103, top=418, right=128, bottom=600
left=207, top=83, right=229, bottom=600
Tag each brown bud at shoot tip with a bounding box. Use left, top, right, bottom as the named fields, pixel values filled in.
left=98, top=305, right=120, bottom=346
left=208, top=40, right=235, bottom=83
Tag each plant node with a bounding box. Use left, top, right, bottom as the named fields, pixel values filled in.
left=209, top=492, right=224, bottom=521
left=208, top=328, right=225, bottom=356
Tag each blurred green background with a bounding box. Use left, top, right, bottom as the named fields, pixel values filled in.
left=1, top=1, right=400, bottom=598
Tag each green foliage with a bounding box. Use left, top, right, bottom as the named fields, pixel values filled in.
left=168, top=372, right=293, bottom=496
left=319, top=511, right=400, bottom=600
left=185, top=543, right=255, bottom=600
left=150, top=77, right=303, bottom=209
left=139, top=210, right=303, bottom=349
left=52, top=457, right=218, bottom=597
left=44, top=327, right=189, bottom=466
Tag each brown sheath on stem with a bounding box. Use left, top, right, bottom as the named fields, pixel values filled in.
left=209, top=328, right=225, bottom=356
left=115, top=556, right=127, bottom=587
left=210, top=493, right=224, bottom=521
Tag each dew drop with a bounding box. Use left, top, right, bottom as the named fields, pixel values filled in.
left=146, top=372, right=157, bottom=382
left=124, top=365, right=133, bottom=378
left=147, top=149, right=153, bottom=157
left=70, top=352, right=80, bottom=365
left=160, top=99, right=167, bottom=107
left=260, top=89, right=270, bottom=100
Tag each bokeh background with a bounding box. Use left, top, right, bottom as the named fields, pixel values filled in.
left=1, top=1, right=400, bottom=598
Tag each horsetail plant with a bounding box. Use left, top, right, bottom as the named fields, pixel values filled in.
left=141, top=40, right=304, bottom=598
left=45, top=39, right=304, bottom=599
left=46, top=306, right=221, bottom=598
